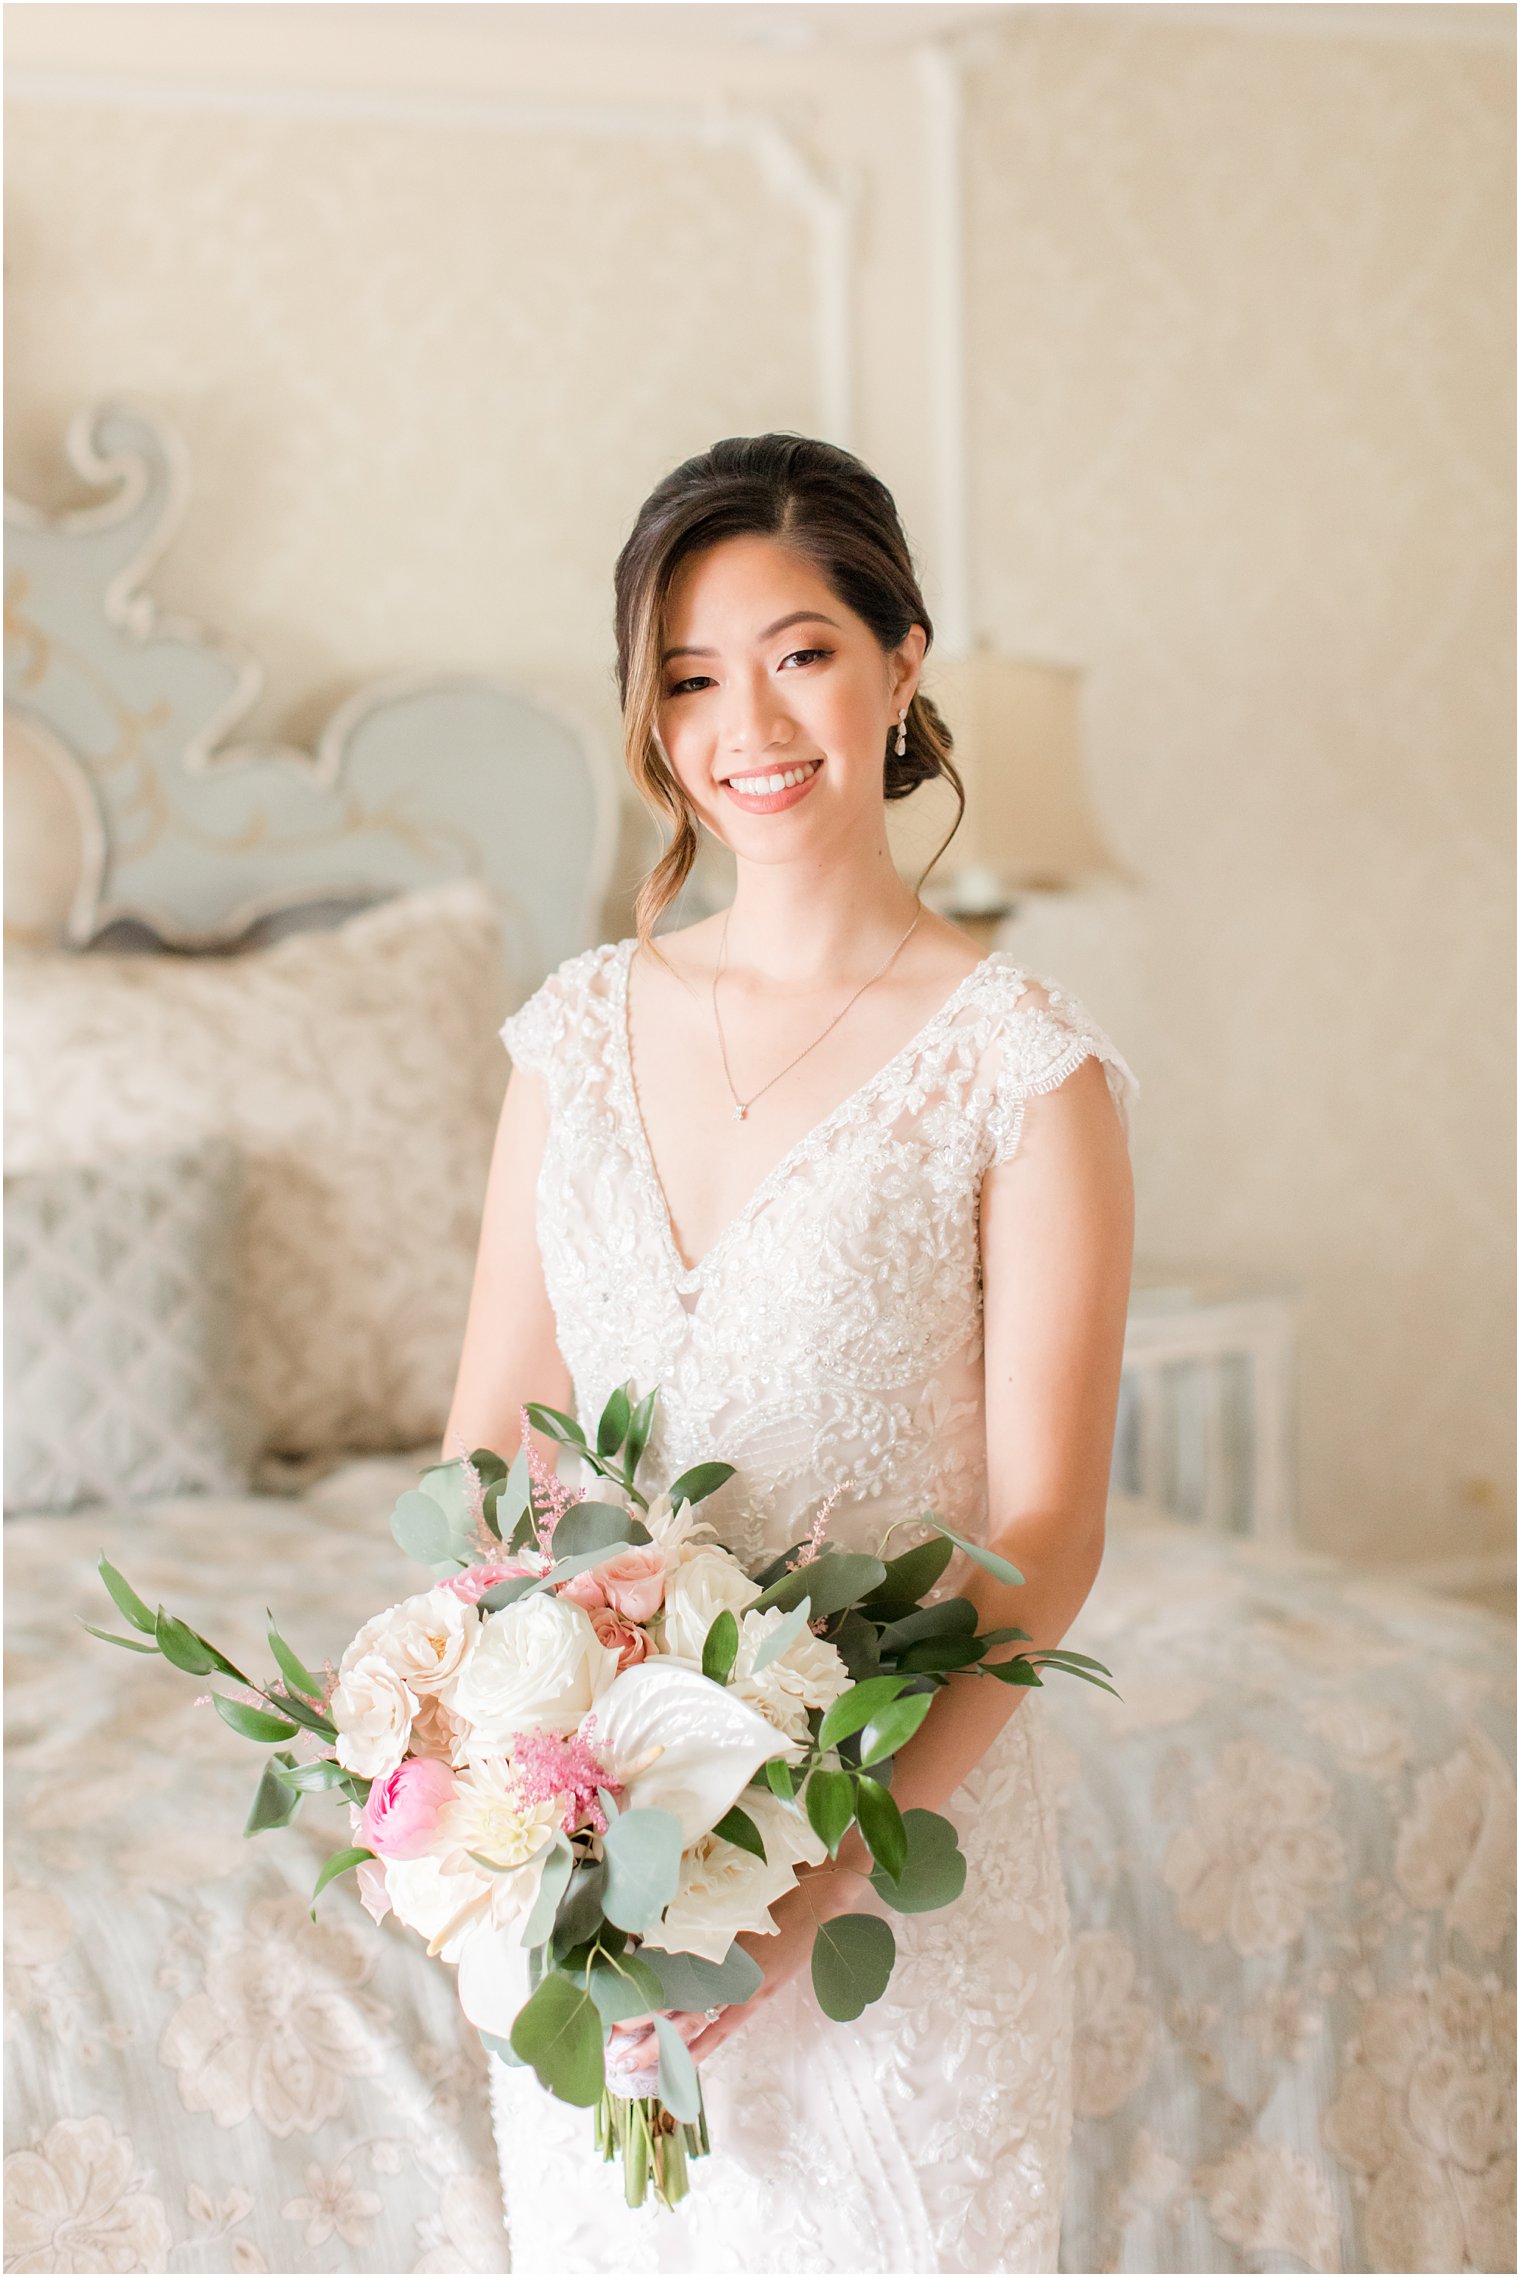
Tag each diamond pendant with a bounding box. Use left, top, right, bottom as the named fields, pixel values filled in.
left=733, top=1103, right=747, bottom=1121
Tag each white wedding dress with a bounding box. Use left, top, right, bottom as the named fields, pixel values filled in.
left=486, top=934, right=1139, bottom=2276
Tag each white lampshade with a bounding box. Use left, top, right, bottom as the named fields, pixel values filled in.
left=912, top=648, right=1130, bottom=896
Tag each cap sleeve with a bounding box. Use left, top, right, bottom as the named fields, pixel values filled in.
left=982, top=967, right=1140, bottom=1169
left=498, top=941, right=617, bottom=1103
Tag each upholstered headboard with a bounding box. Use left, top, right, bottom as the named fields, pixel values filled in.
left=4, top=393, right=621, bottom=984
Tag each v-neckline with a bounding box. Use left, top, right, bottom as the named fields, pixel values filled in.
left=612, top=934, right=1013, bottom=1293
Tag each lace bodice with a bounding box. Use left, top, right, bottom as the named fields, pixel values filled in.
left=499, top=937, right=1139, bottom=1570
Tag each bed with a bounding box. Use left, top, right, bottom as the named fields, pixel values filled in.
left=5, top=397, right=1515, bottom=2275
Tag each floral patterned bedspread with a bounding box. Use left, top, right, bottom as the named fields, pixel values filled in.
left=1052, top=1504, right=1516, bottom=2275
left=4, top=1459, right=1514, bottom=2275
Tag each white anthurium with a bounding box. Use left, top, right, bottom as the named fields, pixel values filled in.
left=455, top=1917, right=536, bottom=2039
left=587, top=1661, right=788, bottom=1848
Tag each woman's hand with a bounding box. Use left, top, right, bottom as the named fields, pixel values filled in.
left=604, top=1860, right=869, bottom=2086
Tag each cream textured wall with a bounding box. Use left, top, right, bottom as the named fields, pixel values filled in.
left=4, top=3, right=1512, bottom=1566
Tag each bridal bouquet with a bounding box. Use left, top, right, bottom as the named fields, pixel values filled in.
left=85, top=1383, right=1116, bottom=2210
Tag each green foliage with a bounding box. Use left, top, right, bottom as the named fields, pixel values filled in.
left=600, top=1807, right=683, bottom=1934
left=310, top=1845, right=374, bottom=1917
left=895, top=1635, right=987, bottom=1674
left=244, top=1751, right=302, bottom=1835
left=828, top=1608, right=882, bottom=1683
left=596, top=1385, right=633, bottom=1458
left=853, top=1776, right=908, bottom=1880
left=523, top=1402, right=586, bottom=1449
left=666, top=1461, right=735, bottom=1510
left=551, top=1502, right=637, bottom=1562
left=640, top=1940, right=763, bottom=2012
left=76, top=1619, right=158, bottom=1653
left=929, top=1521, right=1025, bottom=1587
left=212, top=1693, right=300, bottom=1744
left=804, top=1767, right=855, bottom=1856
left=509, top=1971, right=605, bottom=2106
left=390, top=1490, right=454, bottom=1566
left=876, top=1597, right=979, bottom=1653
left=866, top=1533, right=955, bottom=1606
left=152, top=1608, right=218, bottom=1675
left=753, top=1553, right=885, bottom=1621
left=764, top=1758, right=796, bottom=1802
left=817, top=1673, right=916, bottom=1751
left=520, top=1836, right=575, bottom=1948
left=701, top=1609, right=739, bottom=1685
left=857, top=1689, right=935, bottom=1768
left=710, top=1804, right=766, bottom=1862
left=265, top=1613, right=324, bottom=1702
left=869, top=1809, right=967, bottom=1913
left=652, top=2014, right=702, bottom=2122
left=97, top=1556, right=156, bottom=1633
left=811, top=1912, right=896, bottom=2021
left=586, top=1951, right=664, bottom=2025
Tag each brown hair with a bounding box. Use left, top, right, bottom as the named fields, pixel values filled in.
left=612, top=432, right=965, bottom=961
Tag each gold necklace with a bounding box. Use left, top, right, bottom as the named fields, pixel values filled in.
left=713, top=902, right=925, bottom=1121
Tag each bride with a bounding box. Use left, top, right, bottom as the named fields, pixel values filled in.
left=445, top=432, right=1139, bottom=2275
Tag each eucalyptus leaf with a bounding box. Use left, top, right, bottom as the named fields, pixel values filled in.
left=97, top=1556, right=156, bottom=1634
left=929, top=1521, right=1025, bottom=1587
left=701, top=1608, right=739, bottom=1686
left=509, top=1971, right=605, bottom=2106
left=811, top=1911, right=896, bottom=2021
left=213, top=1693, right=300, bottom=1744
left=710, top=1804, right=767, bottom=1862
left=666, top=1461, right=735, bottom=1510
left=749, top=1596, right=812, bottom=1676
left=753, top=1553, right=885, bottom=1621
left=391, top=1490, right=453, bottom=1566
left=600, top=1806, right=683, bottom=1934
left=857, top=1689, right=935, bottom=1768
left=416, top=1460, right=467, bottom=1527
left=865, top=1534, right=954, bottom=1606
left=804, top=1767, right=855, bottom=1856
left=498, top=1446, right=533, bottom=1534
left=869, top=1808, right=967, bottom=1914
left=521, top=1836, right=575, bottom=1948
left=587, top=1952, right=664, bottom=2025
left=552, top=1501, right=637, bottom=1562
left=478, top=1575, right=540, bottom=1613
left=652, top=2013, right=702, bottom=2122
left=639, top=1940, right=764, bottom=2012
left=550, top=1862, right=607, bottom=1957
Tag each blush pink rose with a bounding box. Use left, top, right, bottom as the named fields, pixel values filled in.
left=587, top=1603, right=650, bottom=1672
left=359, top=1755, right=457, bottom=1859
left=557, top=1570, right=607, bottom=1613
left=590, top=1545, right=667, bottom=1623
left=442, top=1560, right=532, bottom=1605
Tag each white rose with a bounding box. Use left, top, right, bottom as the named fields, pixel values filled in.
left=450, top=1592, right=618, bottom=1744
left=661, top=1548, right=762, bottom=1663
left=730, top=1605, right=853, bottom=1754
left=338, top=1587, right=478, bottom=1703
left=330, top=1652, right=417, bottom=1777
left=640, top=1790, right=828, bottom=1965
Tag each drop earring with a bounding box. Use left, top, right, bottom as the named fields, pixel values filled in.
left=896, top=707, right=908, bottom=758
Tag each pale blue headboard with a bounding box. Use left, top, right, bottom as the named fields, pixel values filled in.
left=4, top=394, right=621, bottom=986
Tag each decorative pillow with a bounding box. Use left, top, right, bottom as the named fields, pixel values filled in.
left=4, top=879, right=513, bottom=1456
left=4, top=1139, right=261, bottom=1511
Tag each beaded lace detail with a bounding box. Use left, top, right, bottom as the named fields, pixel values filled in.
left=489, top=933, right=1138, bottom=2274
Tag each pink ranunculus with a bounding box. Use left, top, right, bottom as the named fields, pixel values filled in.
left=588, top=1602, right=650, bottom=1672
left=359, top=1755, right=457, bottom=1859
left=590, top=1544, right=667, bottom=1624
left=557, top=1570, right=608, bottom=1613
left=442, top=1559, right=532, bottom=1605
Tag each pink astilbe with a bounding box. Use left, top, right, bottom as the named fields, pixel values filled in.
left=448, top=1432, right=506, bottom=1563
left=508, top=1724, right=621, bottom=1837
left=518, top=1406, right=586, bottom=1555
left=792, top=1477, right=856, bottom=1630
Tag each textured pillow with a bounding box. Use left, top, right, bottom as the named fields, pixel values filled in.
left=4, top=1140, right=261, bottom=1511
left=4, top=879, right=512, bottom=1456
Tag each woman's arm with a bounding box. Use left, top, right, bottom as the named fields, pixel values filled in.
left=440, top=1063, right=574, bottom=1466
left=663, top=1044, right=1136, bottom=2072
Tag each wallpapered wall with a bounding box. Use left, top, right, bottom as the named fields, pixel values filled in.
left=3, top=5, right=1512, bottom=1567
